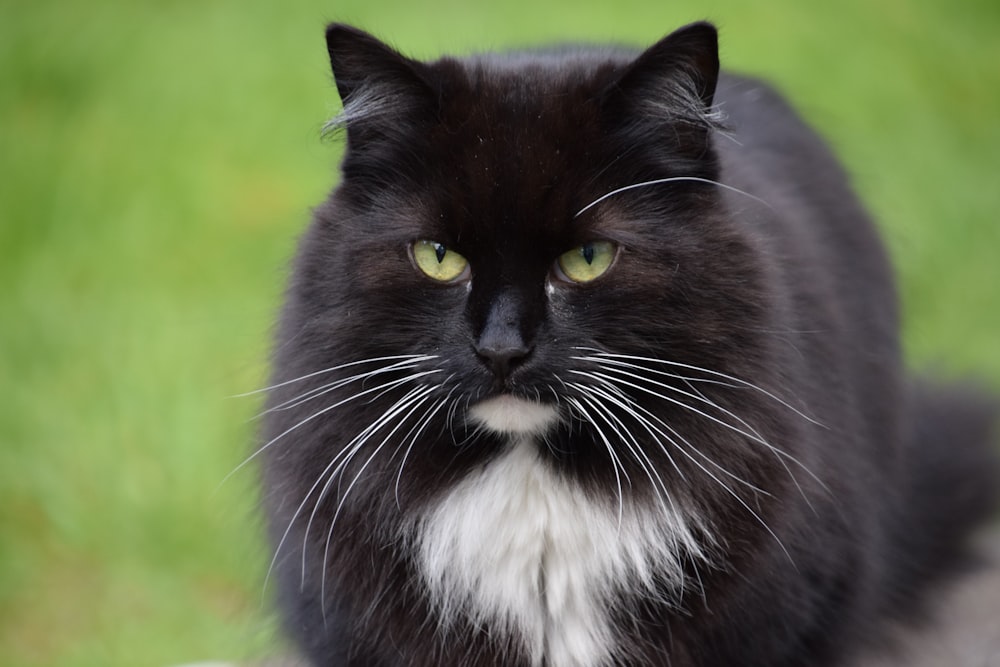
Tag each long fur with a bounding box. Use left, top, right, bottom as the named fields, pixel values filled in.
left=260, top=22, right=998, bottom=666
left=412, top=397, right=709, bottom=667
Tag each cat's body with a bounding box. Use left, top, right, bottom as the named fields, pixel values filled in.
left=261, top=23, right=997, bottom=666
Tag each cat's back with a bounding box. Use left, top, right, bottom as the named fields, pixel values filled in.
left=711, top=73, right=877, bottom=224
left=711, top=72, right=901, bottom=371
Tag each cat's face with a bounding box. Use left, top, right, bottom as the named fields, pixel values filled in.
left=271, top=24, right=777, bottom=508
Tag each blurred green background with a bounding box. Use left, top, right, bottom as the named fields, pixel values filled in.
left=1, top=0, right=997, bottom=664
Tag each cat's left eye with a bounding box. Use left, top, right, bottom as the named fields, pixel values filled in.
left=555, top=241, right=617, bottom=283
left=411, top=240, right=470, bottom=283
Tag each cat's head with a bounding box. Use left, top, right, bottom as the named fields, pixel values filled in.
left=270, top=22, right=779, bottom=506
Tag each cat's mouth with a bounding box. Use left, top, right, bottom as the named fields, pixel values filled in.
left=467, top=395, right=560, bottom=436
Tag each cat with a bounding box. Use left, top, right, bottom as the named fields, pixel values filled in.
left=259, top=21, right=999, bottom=667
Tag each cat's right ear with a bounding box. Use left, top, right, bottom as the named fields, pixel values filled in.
left=324, top=24, right=436, bottom=139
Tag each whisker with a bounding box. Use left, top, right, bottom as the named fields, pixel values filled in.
left=328, top=384, right=437, bottom=528
left=270, top=384, right=429, bottom=595
left=393, top=384, right=460, bottom=508
left=572, top=389, right=687, bottom=553
left=232, top=354, right=436, bottom=397
left=575, top=368, right=770, bottom=448
left=580, top=362, right=827, bottom=496
left=320, top=387, right=436, bottom=611
left=307, top=385, right=435, bottom=550
left=446, top=393, right=466, bottom=446
left=572, top=378, right=771, bottom=496
left=574, top=176, right=771, bottom=218
left=575, top=348, right=824, bottom=427
left=579, top=355, right=745, bottom=392
left=264, top=439, right=356, bottom=596
left=571, top=389, right=704, bottom=597
left=260, top=374, right=438, bottom=599
left=588, top=364, right=767, bottom=449
left=392, top=397, right=450, bottom=508
left=582, top=367, right=824, bottom=502
left=564, top=395, right=629, bottom=527
left=571, top=381, right=686, bottom=482
left=570, top=371, right=793, bottom=565
left=261, top=356, right=433, bottom=415
left=577, top=373, right=768, bottom=497
left=283, top=383, right=433, bottom=613
left=225, top=369, right=443, bottom=487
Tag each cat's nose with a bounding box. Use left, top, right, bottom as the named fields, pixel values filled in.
left=474, top=291, right=533, bottom=381
left=475, top=339, right=531, bottom=381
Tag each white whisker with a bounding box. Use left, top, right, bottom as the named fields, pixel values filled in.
left=305, top=384, right=431, bottom=550
left=260, top=365, right=440, bottom=600
left=574, top=176, right=771, bottom=218
left=262, top=356, right=433, bottom=415
left=576, top=369, right=773, bottom=449
left=576, top=373, right=768, bottom=496
left=267, top=384, right=430, bottom=596
left=590, top=365, right=769, bottom=453
left=572, top=389, right=686, bottom=552
left=564, top=395, right=629, bottom=527
left=227, top=369, right=443, bottom=488
left=579, top=360, right=827, bottom=498
left=233, top=354, right=436, bottom=397
left=570, top=380, right=685, bottom=482
left=320, top=386, right=437, bottom=611
left=393, top=397, right=450, bottom=508
left=568, top=370, right=793, bottom=565
left=575, top=348, right=824, bottom=427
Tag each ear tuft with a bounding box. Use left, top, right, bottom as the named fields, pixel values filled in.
left=323, top=24, right=435, bottom=136
left=610, top=22, right=722, bottom=130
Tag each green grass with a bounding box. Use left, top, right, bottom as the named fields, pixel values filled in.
left=1, top=0, right=997, bottom=665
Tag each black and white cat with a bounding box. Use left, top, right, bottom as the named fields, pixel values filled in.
left=260, top=22, right=998, bottom=666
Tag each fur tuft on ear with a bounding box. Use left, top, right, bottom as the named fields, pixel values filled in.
left=323, top=24, right=435, bottom=137
left=608, top=22, right=722, bottom=131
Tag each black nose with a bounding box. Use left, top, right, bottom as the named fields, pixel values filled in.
left=474, top=290, right=533, bottom=381
left=475, top=340, right=531, bottom=381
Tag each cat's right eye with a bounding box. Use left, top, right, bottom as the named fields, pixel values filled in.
left=410, top=240, right=471, bottom=283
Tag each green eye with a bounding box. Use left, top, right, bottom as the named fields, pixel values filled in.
left=411, top=240, right=470, bottom=283
left=556, top=241, right=617, bottom=283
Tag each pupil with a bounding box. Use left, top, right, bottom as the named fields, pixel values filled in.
left=582, top=244, right=594, bottom=265
left=434, top=243, right=447, bottom=263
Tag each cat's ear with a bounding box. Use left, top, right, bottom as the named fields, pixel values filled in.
left=324, top=24, right=436, bottom=138
left=604, top=22, right=720, bottom=133
left=602, top=23, right=721, bottom=169
left=623, top=22, right=719, bottom=109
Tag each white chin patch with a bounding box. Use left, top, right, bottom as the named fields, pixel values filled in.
left=468, top=395, right=560, bottom=435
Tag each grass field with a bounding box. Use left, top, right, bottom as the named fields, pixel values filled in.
left=1, top=0, right=997, bottom=665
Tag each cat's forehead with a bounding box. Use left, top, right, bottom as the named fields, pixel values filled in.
left=434, top=56, right=616, bottom=141
left=415, top=58, right=625, bottom=247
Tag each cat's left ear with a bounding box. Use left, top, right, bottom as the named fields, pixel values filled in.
left=604, top=22, right=720, bottom=130
left=625, top=22, right=718, bottom=108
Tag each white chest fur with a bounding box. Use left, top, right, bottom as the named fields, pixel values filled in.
left=412, top=399, right=706, bottom=666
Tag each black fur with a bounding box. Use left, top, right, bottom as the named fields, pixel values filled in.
left=261, top=22, right=998, bottom=666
